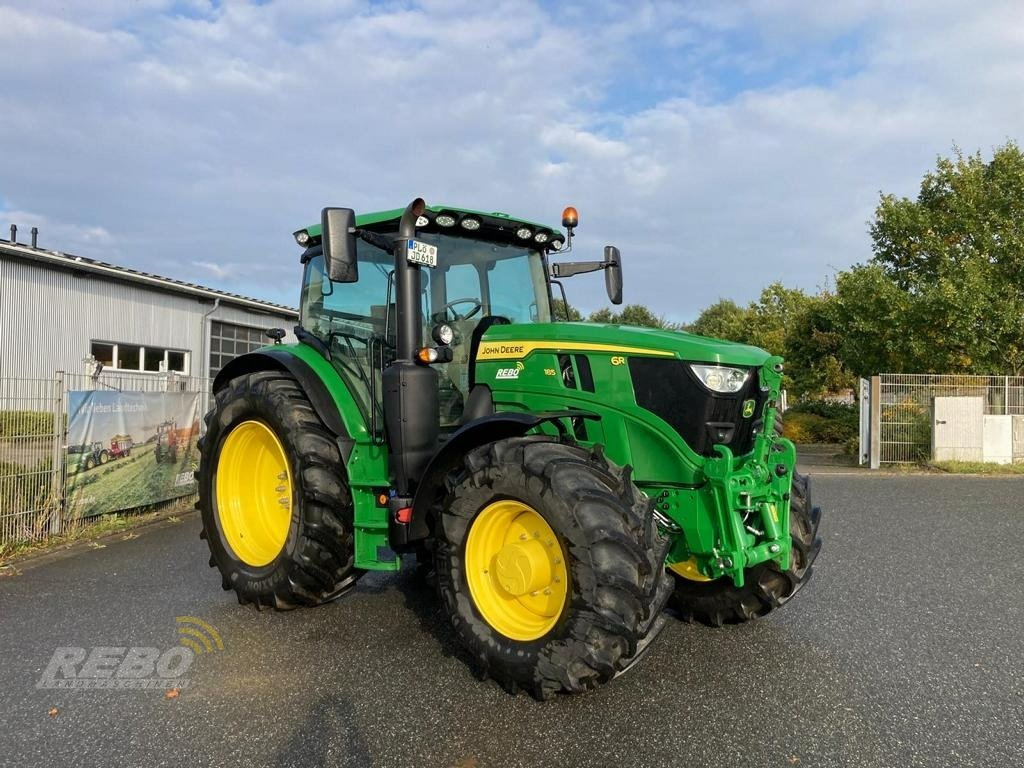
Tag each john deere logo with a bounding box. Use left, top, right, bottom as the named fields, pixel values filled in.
left=496, top=361, right=525, bottom=380
left=742, top=399, right=756, bottom=418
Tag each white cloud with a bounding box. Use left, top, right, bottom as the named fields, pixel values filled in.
left=191, top=261, right=234, bottom=279
left=0, top=0, right=1022, bottom=322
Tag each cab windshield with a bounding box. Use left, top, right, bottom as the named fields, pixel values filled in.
left=299, top=233, right=551, bottom=427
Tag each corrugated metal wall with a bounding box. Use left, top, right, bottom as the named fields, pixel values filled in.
left=0, top=255, right=297, bottom=380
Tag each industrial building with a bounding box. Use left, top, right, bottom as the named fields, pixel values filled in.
left=0, top=227, right=298, bottom=382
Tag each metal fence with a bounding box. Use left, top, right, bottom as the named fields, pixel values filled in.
left=0, top=371, right=211, bottom=548
left=0, top=376, right=64, bottom=544
left=863, top=373, right=1024, bottom=465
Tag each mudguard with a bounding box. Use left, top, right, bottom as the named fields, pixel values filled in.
left=213, top=349, right=349, bottom=441
left=401, top=409, right=600, bottom=543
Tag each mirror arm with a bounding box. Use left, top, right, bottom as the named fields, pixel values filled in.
left=356, top=229, right=394, bottom=252
left=548, top=260, right=608, bottom=279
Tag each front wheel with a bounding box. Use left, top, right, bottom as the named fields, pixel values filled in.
left=197, top=370, right=362, bottom=610
left=434, top=437, right=671, bottom=699
left=669, top=471, right=822, bottom=626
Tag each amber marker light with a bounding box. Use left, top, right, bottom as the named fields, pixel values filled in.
left=417, top=347, right=439, bottom=364
left=561, top=206, right=579, bottom=229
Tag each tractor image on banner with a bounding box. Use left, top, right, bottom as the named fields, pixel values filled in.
left=66, top=390, right=200, bottom=518
left=197, top=200, right=822, bottom=698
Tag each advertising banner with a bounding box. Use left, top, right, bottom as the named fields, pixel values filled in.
left=65, top=390, right=200, bottom=518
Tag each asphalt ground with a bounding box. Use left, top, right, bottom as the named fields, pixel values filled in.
left=1, top=473, right=1022, bottom=768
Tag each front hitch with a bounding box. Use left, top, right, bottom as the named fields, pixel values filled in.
left=693, top=355, right=796, bottom=586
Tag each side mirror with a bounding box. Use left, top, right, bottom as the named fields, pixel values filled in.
left=604, top=245, right=623, bottom=305
left=321, top=207, right=358, bottom=283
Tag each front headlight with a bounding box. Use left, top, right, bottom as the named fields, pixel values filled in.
left=689, top=364, right=749, bottom=393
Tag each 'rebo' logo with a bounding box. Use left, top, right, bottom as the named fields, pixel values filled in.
left=35, top=616, right=224, bottom=691
left=742, top=399, right=756, bottom=418
left=496, top=361, right=525, bottom=380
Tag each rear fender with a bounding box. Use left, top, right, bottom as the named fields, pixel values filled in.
left=213, top=350, right=349, bottom=443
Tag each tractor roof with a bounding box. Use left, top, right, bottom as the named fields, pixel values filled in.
left=295, top=204, right=563, bottom=249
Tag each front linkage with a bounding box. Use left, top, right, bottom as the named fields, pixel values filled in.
left=658, top=356, right=796, bottom=587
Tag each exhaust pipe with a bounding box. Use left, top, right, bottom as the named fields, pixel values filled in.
left=9, top=224, right=15, bottom=244
left=382, top=197, right=438, bottom=497
left=31, top=227, right=38, bottom=248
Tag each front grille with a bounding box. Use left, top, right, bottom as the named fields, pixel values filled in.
left=628, top=358, right=765, bottom=457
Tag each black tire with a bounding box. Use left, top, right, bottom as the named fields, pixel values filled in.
left=669, top=470, right=822, bottom=626
left=99, top=450, right=109, bottom=465
left=197, top=370, right=363, bottom=610
left=434, top=436, right=671, bottom=699
left=84, top=456, right=95, bottom=471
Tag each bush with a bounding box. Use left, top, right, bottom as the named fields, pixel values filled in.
left=787, top=399, right=858, bottom=422
left=0, top=410, right=57, bottom=438
left=782, top=401, right=859, bottom=445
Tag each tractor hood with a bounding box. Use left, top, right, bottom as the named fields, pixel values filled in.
left=479, top=322, right=772, bottom=367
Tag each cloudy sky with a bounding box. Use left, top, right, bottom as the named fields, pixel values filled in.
left=1, top=0, right=1022, bottom=320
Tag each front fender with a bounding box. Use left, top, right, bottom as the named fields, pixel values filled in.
left=403, top=410, right=599, bottom=543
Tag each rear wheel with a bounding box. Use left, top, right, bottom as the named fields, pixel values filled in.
left=197, top=370, right=362, bottom=609
left=669, top=471, right=822, bottom=625
left=434, top=437, right=671, bottom=699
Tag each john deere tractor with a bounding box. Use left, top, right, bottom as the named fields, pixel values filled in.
left=197, top=199, right=821, bottom=698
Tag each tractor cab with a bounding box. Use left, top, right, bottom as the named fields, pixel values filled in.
left=295, top=206, right=607, bottom=429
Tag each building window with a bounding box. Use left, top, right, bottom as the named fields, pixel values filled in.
left=91, top=342, right=114, bottom=368
left=209, top=321, right=268, bottom=378
left=119, top=344, right=141, bottom=371
left=90, top=341, right=190, bottom=374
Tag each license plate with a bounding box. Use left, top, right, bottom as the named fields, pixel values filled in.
left=406, top=239, right=438, bottom=268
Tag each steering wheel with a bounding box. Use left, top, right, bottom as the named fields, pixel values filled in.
left=439, top=297, right=483, bottom=321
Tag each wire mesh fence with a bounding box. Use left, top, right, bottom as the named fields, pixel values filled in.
left=0, top=376, right=63, bottom=545
left=0, top=371, right=212, bottom=549
left=875, top=374, right=1024, bottom=464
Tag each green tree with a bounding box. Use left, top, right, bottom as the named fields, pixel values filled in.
left=744, top=283, right=815, bottom=357
left=551, top=299, right=582, bottom=321
left=587, top=304, right=674, bottom=329
left=588, top=307, right=616, bottom=324
left=688, top=299, right=750, bottom=342
left=785, top=292, right=855, bottom=397
left=855, top=141, right=1024, bottom=375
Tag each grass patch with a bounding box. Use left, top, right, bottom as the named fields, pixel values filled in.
left=0, top=495, right=195, bottom=564
left=930, top=461, right=1024, bottom=475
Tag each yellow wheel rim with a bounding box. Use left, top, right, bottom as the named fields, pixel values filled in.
left=215, top=420, right=293, bottom=567
left=464, top=500, right=569, bottom=641
left=669, top=557, right=713, bottom=582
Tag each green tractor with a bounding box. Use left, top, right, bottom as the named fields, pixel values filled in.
left=197, top=199, right=822, bottom=698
